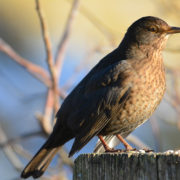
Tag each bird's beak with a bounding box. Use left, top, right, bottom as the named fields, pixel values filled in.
left=166, top=26, right=180, bottom=34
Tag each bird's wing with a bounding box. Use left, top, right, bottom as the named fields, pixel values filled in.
left=65, top=60, right=136, bottom=156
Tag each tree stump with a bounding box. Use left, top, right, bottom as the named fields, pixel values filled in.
left=73, top=152, right=180, bottom=180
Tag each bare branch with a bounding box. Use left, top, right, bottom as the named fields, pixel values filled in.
left=58, top=148, right=74, bottom=168
left=36, top=113, right=53, bottom=136
left=55, top=0, right=80, bottom=79
left=62, top=45, right=100, bottom=91
left=35, top=0, right=59, bottom=111
left=0, top=38, right=51, bottom=86
left=13, top=144, right=33, bottom=161
left=0, top=38, right=67, bottom=99
left=36, top=89, right=54, bottom=135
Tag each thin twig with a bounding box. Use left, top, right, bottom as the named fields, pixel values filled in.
left=0, top=38, right=51, bottom=86
left=35, top=1, right=75, bottom=172
left=36, top=0, right=80, bottom=135
left=55, top=0, right=80, bottom=79
left=62, top=45, right=100, bottom=91
left=58, top=148, right=74, bottom=168
left=35, top=0, right=59, bottom=112
left=36, top=114, right=52, bottom=136
left=0, top=38, right=67, bottom=99
left=36, top=90, right=54, bottom=135
left=13, top=144, right=33, bottom=161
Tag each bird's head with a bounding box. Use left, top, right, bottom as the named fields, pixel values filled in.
left=126, top=16, right=180, bottom=50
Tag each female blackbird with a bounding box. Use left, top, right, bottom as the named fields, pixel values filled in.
left=21, top=16, right=180, bottom=178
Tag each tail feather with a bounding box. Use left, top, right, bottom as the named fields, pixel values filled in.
left=21, top=146, right=60, bottom=178
left=21, top=126, right=74, bottom=179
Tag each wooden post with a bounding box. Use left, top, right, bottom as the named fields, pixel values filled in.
left=73, top=152, right=180, bottom=180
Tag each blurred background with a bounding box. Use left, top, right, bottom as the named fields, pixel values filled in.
left=1, top=0, right=180, bottom=179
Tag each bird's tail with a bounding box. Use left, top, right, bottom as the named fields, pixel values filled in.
left=21, top=145, right=60, bottom=178
left=21, top=126, right=73, bottom=179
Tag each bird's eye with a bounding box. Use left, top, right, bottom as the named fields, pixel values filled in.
left=148, top=26, right=158, bottom=32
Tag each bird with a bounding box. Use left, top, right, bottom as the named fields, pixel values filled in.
left=21, top=16, right=180, bottom=178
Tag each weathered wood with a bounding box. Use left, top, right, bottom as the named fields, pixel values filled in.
left=73, top=152, right=180, bottom=180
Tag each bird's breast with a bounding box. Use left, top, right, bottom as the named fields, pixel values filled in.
left=101, top=57, right=166, bottom=136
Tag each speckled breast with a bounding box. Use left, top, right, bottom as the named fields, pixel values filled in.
left=100, top=57, right=166, bottom=137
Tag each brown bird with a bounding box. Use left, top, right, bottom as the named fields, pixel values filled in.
left=21, top=16, right=180, bottom=178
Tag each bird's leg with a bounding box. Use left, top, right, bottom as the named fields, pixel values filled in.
left=98, top=135, right=115, bottom=152
left=116, top=134, right=134, bottom=150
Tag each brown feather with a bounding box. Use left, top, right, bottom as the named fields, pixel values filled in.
left=21, top=147, right=59, bottom=178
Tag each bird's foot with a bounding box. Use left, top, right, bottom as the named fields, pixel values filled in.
left=125, top=145, right=135, bottom=151
left=105, top=148, right=154, bottom=153
left=105, top=148, right=136, bottom=153
left=124, top=148, right=137, bottom=152
left=116, top=134, right=134, bottom=151
left=142, top=148, right=154, bottom=152
left=105, top=148, right=123, bottom=153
